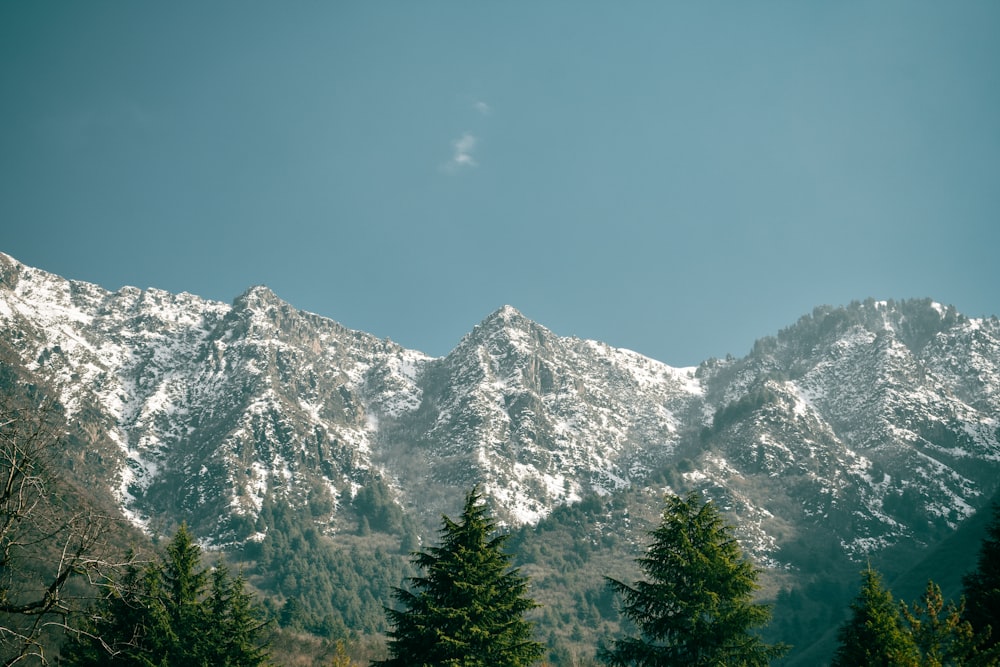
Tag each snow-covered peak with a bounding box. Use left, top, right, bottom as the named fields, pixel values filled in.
left=473, top=304, right=535, bottom=334
left=3, top=253, right=999, bottom=571
left=492, top=304, right=524, bottom=320
left=233, top=284, right=285, bottom=310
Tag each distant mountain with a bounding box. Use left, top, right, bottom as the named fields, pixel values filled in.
left=3, top=250, right=999, bottom=664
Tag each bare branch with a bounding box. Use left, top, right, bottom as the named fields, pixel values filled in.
left=0, top=377, right=138, bottom=665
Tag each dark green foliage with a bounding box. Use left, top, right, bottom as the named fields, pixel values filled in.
left=250, top=497, right=412, bottom=637
left=831, top=567, right=919, bottom=667
left=895, top=298, right=962, bottom=352
left=964, top=503, right=1000, bottom=650
left=709, top=386, right=780, bottom=435
left=161, top=523, right=209, bottom=659
left=600, top=492, right=787, bottom=666
left=376, top=487, right=544, bottom=667
left=57, top=559, right=156, bottom=666
left=204, top=563, right=271, bottom=667
left=59, top=524, right=269, bottom=666
left=353, top=475, right=404, bottom=533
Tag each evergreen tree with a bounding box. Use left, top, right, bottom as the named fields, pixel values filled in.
left=600, top=491, right=787, bottom=666
left=375, top=487, right=544, bottom=667
left=159, top=522, right=209, bottom=663
left=204, top=562, right=271, bottom=667
left=60, top=525, right=269, bottom=666
left=59, top=559, right=170, bottom=667
left=831, top=567, right=919, bottom=667
left=964, top=503, right=1000, bottom=650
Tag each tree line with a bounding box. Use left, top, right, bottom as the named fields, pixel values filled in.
left=49, top=488, right=1000, bottom=665
left=830, top=506, right=1000, bottom=667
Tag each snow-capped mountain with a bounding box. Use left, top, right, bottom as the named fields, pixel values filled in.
left=373, top=304, right=703, bottom=524
left=2, top=251, right=999, bottom=567
left=689, top=301, right=1000, bottom=562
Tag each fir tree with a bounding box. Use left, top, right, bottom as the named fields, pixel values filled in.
left=203, top=562, right=271, bottom=667
left=831, top=567, right=919, bottom=667
left=159, top=522, right=209, bottom=663
left=375, top=487, right=544, bottom=667
left=59, top=525, right=269, bottom=666
left=59, top=558, right=170, bottom=667
left=964, top=503, right=1000, bottom=651
left=600, top=491, right=787, bottom=666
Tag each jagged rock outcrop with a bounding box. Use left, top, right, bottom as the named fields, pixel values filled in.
left=2, top=252, right=999, bottom=564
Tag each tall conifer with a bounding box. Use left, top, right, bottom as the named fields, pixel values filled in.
left=203, top=562, right=271, bottom=667
left=831, top=567, right=919, bottom=667
left=375, top=487, right=543, bottom=667
left=901, top=580, right=993, bottom=667
left=159, top=523, right=209, bottom=662
left=600, top=491, right=787, bottom=666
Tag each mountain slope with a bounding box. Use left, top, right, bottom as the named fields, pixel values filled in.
left=0, top=253, right=431, bottom=541
left=3, top=252, right=1000, bottom=663
left=690, top=300, right=1000, bottom=561
left=3, top=252, right=999, bottom=552
left=373, top=304, right=703, bottom=524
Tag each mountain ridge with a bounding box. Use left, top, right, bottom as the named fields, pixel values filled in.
left=3, top=250, right=1000, bottom=662
left=2, top=251, right=998, bottom=547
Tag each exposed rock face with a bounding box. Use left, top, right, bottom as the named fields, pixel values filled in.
left=2, top=252, right=999, bottom=564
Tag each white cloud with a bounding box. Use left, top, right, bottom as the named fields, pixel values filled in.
left=441, top=100, right=490, bottom=172
left=445, top=132, right=478, bottom=170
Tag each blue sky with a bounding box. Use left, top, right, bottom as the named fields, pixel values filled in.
left=2, top=3, right=998, bottom=366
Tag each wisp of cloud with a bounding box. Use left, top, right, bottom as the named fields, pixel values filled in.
left=447, top=132, right=477, bottom=170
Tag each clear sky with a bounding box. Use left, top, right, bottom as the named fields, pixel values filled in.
left=2, top=3, right=998, bottom=367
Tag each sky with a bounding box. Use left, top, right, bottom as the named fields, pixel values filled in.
left=1, top=3, right=998, bottom=367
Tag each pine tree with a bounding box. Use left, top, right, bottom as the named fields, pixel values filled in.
left=159, top=522, right=209, bottom=664
left=831, top=566, right=919, bottom=667
left=600, top=491, right=787, bottom=666
left=204, top=563, right=270, bottom=667
left=964, top=503, right=1000, bottom=651
left=375, top=487, right=544, bottom=667
left=59, top=525, right=269, bottom=666
left=59, top=559, right=170, bottom=667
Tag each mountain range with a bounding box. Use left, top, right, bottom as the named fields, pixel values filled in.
left=2, top=250, right=998, bottom=664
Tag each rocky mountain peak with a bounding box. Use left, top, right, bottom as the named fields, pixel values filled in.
left=452, top=305, right=553, bottom=362
left=1, top=253, right=998, bottom=570
left=0, top=252, right=22, bottom=289
left=233, top=284, right=285, bottom=311
left=470, top=304, right=535, bottom=335
left=488, top=304, right=528, bottom=324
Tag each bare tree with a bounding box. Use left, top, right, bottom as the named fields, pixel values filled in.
left=0, top=376, right=133, bottom=666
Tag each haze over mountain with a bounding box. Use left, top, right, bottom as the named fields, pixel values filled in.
left=2, top=250, right=999, bottom=664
